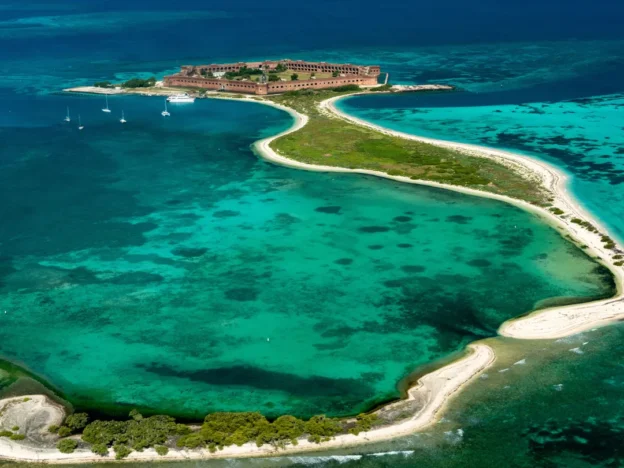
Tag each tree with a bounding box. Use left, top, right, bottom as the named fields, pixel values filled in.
left=91, top=443, right=109, bottom=456
left=113, top=444, right=132, bottom=460
left=332, top=70, right=340, bottom=77
left=291, top=73, right=299, bottom=81
left=268, top=74, right=280, bottom=82
left=57, top=439, right=78, bottom=453
left=155, top=445, right=169, bottom=456
left=275, top=63, right=287, bottom=73
left=311, top=72, right=316, bottom=78
left=65, top=413, right=89, bottom=431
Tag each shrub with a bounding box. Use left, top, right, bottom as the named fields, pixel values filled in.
left=81, top=420, right=128, bottom=445
left=155, top=445, right=169, bottom=456
left=91, top=443, right=109, bottom=456
left=57, top=439, right=78, bottom=453
left=549, top=207, right=564, bottom=215
left=176, top=433, right=205, bottom=449
left=11, top=426, right=19, bottom=431
left=332, top=70, right=340, bottom=77
left=122, top=77, right=156, bottom=88
left=48, top=425, right=59, bottom=434
left=113, top=443, right=133, bottom=459
left=10, top=433, right=26, bottom=441
left=290, top=73, right=299, bottom=81
left=0, top=430, right=12, bottom=437
left=268, top=74, right=280, bottom=82
left=331, top=84, right=360, bottom=92
left=129, top=409, right=143, bottom=421
left=349, top=413, right=378, bottom=435
left=615, top=261, right=624, bottom=267
left=305, top=415, right=343, bottom=443
left=613, top=255, right=623, bottom=260
left=369, top=84, right=392, bottom=92
left=57, top=426, right=72, bottom=437
left=65, top=413, right=89, bottom=431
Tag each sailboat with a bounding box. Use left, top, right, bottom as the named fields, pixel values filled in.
left=78, top=114, right=84, bottom=130
left=102, top=95, right=111, bottom=113
left=64, top=107, right=71, bottom=122
left=161, top=100, right=170, bottom=117
left=120, top=110, right=126, bottom=124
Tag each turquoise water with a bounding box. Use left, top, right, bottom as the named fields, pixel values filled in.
left=37, top=325, right=624, bottom=467
left=338, top=93, right=624, bottom=243
left=0, top=93, right=613, bottom=419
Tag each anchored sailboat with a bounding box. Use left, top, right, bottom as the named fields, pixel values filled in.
left=78, top=114, right=84, bottom=130
left=161, top=100, right=170, bottom=117
left=102, top=95, right=111, bottom=113
left=120, top=110, right=126, bottom=124
left=64, top=107, right=71, bottom=122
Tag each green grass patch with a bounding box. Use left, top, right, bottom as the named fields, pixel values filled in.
left=266, top=91, right=549, bottom=205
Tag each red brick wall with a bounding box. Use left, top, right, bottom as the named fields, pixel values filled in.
left=164, top=72, right=379, bottom=95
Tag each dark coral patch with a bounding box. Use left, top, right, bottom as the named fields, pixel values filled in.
left=171, top=247, right=208, bottom=258
left=359, top=226, right=390, bottom=233
left=397, top=243, right=413, bottom=248
left=467, top=259, right=492, bottom=268
left=446, top=215, right=473, bottom=224
left=393, top=216, right=412, bottom=223
left=401, top=265, right=426, bottom=273
left=315, top=206, right=342, bottom=214
left=225, top=288, right=259, bottom=302
left=368, top=245, right=384, bottom=250
left=334, top=258, right=353, bottom=265
left=213, top=210, right=240, bottom=218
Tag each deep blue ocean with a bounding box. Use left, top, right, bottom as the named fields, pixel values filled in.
left=1, top=1, right=624, bottom=466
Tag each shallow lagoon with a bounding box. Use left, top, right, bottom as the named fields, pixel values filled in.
left=0, top=94, right=614, bottom=419
left=339, top=92, right=624, bottom=243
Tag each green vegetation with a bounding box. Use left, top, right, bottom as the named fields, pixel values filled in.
left=22, top=398, right=31, bottom=402
left=291, top=73, right=299, bottom=81
left=614, top=261, right=624, bottom=267
left=369, top=84, right=392, bottom=92
left=570, top=218, right=598, bottom=233
left=349, top=413, right=378, bottom=435
left=11, top=426, right=19, bottom=431
left=91, top=443, right=109, bottom=456
left=268, top=74, right=280, bottom=82
left=224, top=66, right=263, bottom=80
left=601, top=235, right=616, bottom=250
left=65, top=413, right=89, bottom=431
left=613, top=255, right=623, bottom=260
left=57, top=439, right=78, bottom=453
left=266, top=90, right=550, bottom=205
left=332, top=70, right=340, bottom=77
left=330, top=84, right=360, bottom=92
left=549, top=207, right=565, bottom=215
left=155, top=445, right=169, bottom=456
left=80, top=410, right=191, bottom=459
left=121, top=77, right=156, bottom=88
left=175, top=412, right=345, bottom=451
left=113, top=443, right=133, bottom=459
left=94, top=81, right=113, bottom=88
left=0, top=430, right=12, bottom=437
left=274, top=63, right=287, bottom=73
left=9, top=433, right=25, bottom=441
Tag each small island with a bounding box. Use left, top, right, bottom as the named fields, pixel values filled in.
left=5, top=57, right=622, bottom=464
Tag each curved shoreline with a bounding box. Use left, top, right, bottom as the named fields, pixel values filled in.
left=255, top=94, right=623, bottom=339
left=0, top=345, right=494, bottom=463
left=2, top=87, right=621, bottom=464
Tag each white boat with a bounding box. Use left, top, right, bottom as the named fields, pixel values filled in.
left=64, top=106, right=71, bottom=122
left=102, top=95, right=111, bottom=113
left=167, top=93, right=195, bottom=103
left=161, top=100, right=170, bottom=117
left=78, top=114, right=84, bottom=130
left=120, top=110, right=126, bottom=124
